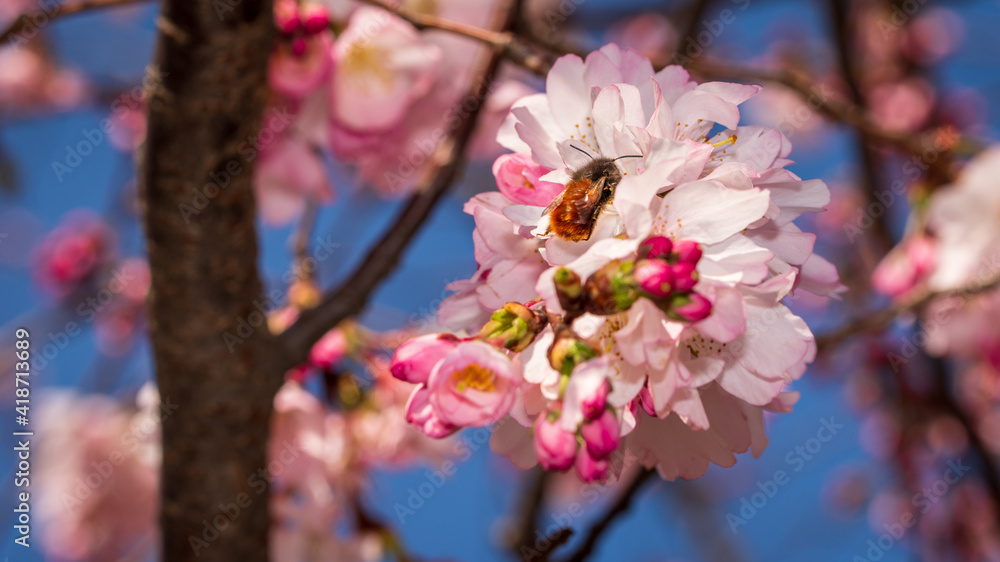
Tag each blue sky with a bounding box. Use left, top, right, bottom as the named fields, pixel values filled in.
left=2, top=0, right=999, bottom=560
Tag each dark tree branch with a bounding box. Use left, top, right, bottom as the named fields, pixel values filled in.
left=0, top=0, right=153, bottom=45
left=816, top=271, right=1000, bottom=354
left=825, top=0, right=893, bottom=254
left=357, top=0, right=550, bottom=76
left=929, top=356, right=1000, bottom=512
left=675, top=0, right=714, bottom=63
left=510, top=469, right=552, bottom=555
left=277, top=0, right=519, bottom=368
left=686, top=58, right=959, bottom=181
left=557, top=469, right=655, bottom=562
left=139, top=1, right=284, bottom=560
left=534, top=528, right=574, bottom=562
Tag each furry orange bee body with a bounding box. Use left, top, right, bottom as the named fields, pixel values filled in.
left=543, top=157, right=624, bottom=242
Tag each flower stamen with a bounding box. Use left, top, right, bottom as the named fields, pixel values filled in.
left=452, top=363, right=497, bottom=393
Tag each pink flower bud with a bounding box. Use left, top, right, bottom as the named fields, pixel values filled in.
left=299, top=3, right=330, bottom=35
left=574, top=448, right=609, bottom=482
left=34, top=212, right=114, bottom=297
left=274, top=0, right=300, bottom=35
left=639, top=236, right=673, bottom=260
left=873, top=235, right=936, bottom=297
left=580, top=379, right=610, bottom=421
left=673, top=292, right=713, bottom=322
left=290, top=36, right=308, bottom=57
left=284, top=364, right=309, bottom=383
left=308, top=328, right=348, bottom=370
left=635, top=259, right=674, bottom=298
left=672, top=239, right=703, bottom=264
left=492, top=153, right=563, bottom=206
left=580, top=409, right=620, bottom=460
left=390, top=333, right=459, bottom=384
left=670, top=261, right=698, bottom=292
left=534, top=414, right=578, bottom=471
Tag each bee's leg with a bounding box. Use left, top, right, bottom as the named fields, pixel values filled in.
left=582, top=216, right=597, bottom=241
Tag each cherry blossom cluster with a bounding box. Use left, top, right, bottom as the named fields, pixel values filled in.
left=35, top=324, right=456, bottom=561
left=390, top=44, right=842, bottom=482
left=36, top=385, right=161, bottom=561
left=32, top=211, right=151, bottom=356
left=255, top=0, right=527, bottom=224
left=0, top=41, right=90, bottom=113
left=874, top=147, right=1000, bottom=367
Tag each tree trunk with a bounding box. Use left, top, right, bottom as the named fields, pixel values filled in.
left=139, top=1, right=283, bottom=560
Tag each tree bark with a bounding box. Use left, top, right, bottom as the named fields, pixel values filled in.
left=139, top=1, right=283, bottom=560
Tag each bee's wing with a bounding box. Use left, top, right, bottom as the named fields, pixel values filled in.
left=573, top=176, right=607, bottom=224
left=541, top=190, right=565, bottom=217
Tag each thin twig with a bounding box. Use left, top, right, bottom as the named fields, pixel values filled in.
left=277, top=0, right=519, bottom=367
left=557, top=469, right=655, bottom=562
left=685, top=58, right=958, bottom=181
left=534, top=528, right=574, bottom=562
left=291, top=198, right=319, bottom=282
left=511, top=469, right=552, bottom=555
left=357, top=0, right=551, bottom=76
left=816, top=271, right=1000, bottom=354
left=929, top=356, right=1000, bottom=514
left=0, top=0, right=152, bottom=45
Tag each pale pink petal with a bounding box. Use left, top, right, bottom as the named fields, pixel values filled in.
left=651, top=180, right=769, bottom=244
left=490, top=416, right=538, bottom=469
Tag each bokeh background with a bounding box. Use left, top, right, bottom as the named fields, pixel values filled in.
left=2, top=0, right=1000, bottom=560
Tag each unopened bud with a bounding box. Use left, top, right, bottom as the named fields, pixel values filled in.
left=634, top=259, right=674, bottom=298
left=584, top=259, right=638, bottom=315
left=274, top=0, right=300, bottom=35
left=670, top=261, right=699, bottom=293
left=300, top=3, right=330, bottom=35
left=534, top=411, right=577, bottom=471
left=580, top=379, right=610, bottom=421
left=309, top=328, right=349, bottom=370
left=478, top=302, right=545, bottom=352
left=391, top=333, right=459, bottom=384
left=574, top=448, right=609, bottom=482
left=580, top=409, right=620, bottom=460
left=553, top=267, right=584, bottom=314
left=672, top=239, right=703, bottom=264
left=548, top=329, right=599, bottom=376
left=639, top=236, right=673, bottom=260
left=667, top=292, right=713, bottom=322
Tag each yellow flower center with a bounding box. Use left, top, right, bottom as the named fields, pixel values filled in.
left=452, top=363, right=497, bottom=393
left=341, top=41, right=392, bottom=93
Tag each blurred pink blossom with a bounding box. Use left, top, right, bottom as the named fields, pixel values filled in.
left=36, top=386, right=161, bottom=561
left=33, top=211, right=115, bottom=298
